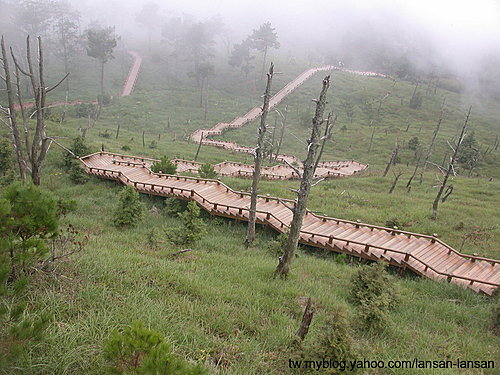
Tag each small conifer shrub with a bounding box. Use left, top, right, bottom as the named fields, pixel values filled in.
left=151, top=156, right=177, bottom=175
left=104, top=321, right=207, bottom=374
left=198, top=163, right=217, bottom=179
left=114, top=186, right=144, bottom=227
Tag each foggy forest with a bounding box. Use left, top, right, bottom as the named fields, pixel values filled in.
left=0, top=0, right=499, bottom=374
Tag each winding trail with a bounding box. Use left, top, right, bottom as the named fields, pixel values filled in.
left=77, top=54, right=499, bottom=294
left=81, top=151, right=499, bottom=295
left=189, top=65, right=378, bottom=177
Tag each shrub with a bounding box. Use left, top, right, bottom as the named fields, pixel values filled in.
left=97, top=93, right=112, bottom=105
left=114, top=186, right=144, bottom=227
left=146, top=227, right=164, bottom=250
left=0, top=138, right=14, bottom=185
left=167, top=201, right=206, bottom=245
left=198, top=163, right=217, bottom=179
left=69, top=159, right=89, bottom=184
left=409, top=91, right=423, bottom=109
left=266, top=233, right=288, bottom=257
left=300, top=306, right=358, bottom=374
left=75, top=103, right=96, bottom=118
left=104, top=321, right=207, bottom=375
left=1, top=183, right=60, bottom=278
left=407, top=136, right=420, bottom=151
left=164, top=198, right=187, bottom=216
left=349, top=262, right=397, bottom=331
left=149, top=140, right=158, bottom=149
left=63, top=136, right=91, bottom=169
left=151, top=157, right=177, bottom=175
left=99, top=130, right=111, bottom=138
left=121, top=145, right=131, bottom=151
left=0, top=183, right=68, bottom=368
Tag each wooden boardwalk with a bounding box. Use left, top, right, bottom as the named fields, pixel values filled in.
left=189, top=65, right=383, bottom=176
left=81, top=152, right=500, bottom=295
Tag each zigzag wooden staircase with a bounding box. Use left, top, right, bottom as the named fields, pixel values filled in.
left=81, top=152, right=500, bottom=295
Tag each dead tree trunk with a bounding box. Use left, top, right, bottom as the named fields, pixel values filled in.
left=432, top=106, right=471, bottom=219
left=388, top=171, right=404, bottom=194
left=296, top=297, right=314, bottom=341
left=9, top=36, right=68, bottom=185
left=367, top=122, right=376, bottom=153
left=1, top=36, right=27, bottom=181
left=423, top=99, right=445, bottom=172
left=274, top=105, right=288, bottom=160
left=383, top=142, right=399, bottom=177
left=275, top=75, right=330, bottom=277
left=246, top=63, right=274, bottom=245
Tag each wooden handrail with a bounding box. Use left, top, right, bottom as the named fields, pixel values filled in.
left=81, top=158, right=500, bottom=287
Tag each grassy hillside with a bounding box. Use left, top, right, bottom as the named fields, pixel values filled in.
left=1, top=46, right=499, bottom=374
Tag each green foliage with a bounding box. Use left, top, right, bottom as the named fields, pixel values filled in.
left=248, top=22, right=280, bottom=54
left=86, top=26, right=118, bottom=64
left=265, top=233, right=288, bottom=257
left=300, top=307, right=358, bottom=374
left=164, top=198, right=187, bottom=216
left=97, top=93, right=112, bottom=105
left=228, top=39, right=254, bottom=76
left=99, top=130, right=112, bottom=138
left=1, top=183, right=60, bottom=278
left=167, top=201, right=206, bottom=245
left=0, top=138, right=15, bottom=185
left=63, top=136, right=91, bottom=169
left=409, top=91, right=423, bottom=109
left=349, top=262, right=398, bottom=331
left=104, top=321, right=207, bottom=374
left=121, top=145, right=131, bottom=151
left=75, top=103, right=96, bottom=118
left=151, top=157, right=177, bottom=175
left=146, top=227, right=164, bottom=250
left=0, top=185, right=58, bottom=368
left=457, top=132, right=480, bottom=170
left=407, top=136, right=420, bottom=151
left=114, top=186, right=144, bottom=227
left=149, top=140, right=158, bottom=149
left=198, top=163, right=217, bottom=179
left=69, top=159, right=89, bottom=184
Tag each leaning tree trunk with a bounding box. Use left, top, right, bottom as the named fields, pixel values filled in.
left=261, top=46, right=268, bottom=80
left=246, top=63, right=274, bottom=245
left=1, top=36, right=27, bottom=180
left=275, top=76, right=330, bottom=277
left=432, top=106, right=471, bottom=219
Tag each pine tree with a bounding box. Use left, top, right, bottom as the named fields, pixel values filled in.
left=114, top=186, right=144, bottom=227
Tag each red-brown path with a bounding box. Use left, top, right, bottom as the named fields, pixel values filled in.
left=12, top=50, right=142, bottom=111
left=81, top=151, right=500, bottom=296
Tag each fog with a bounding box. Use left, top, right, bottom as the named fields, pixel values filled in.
left=2, top=0, right=499, bottom=93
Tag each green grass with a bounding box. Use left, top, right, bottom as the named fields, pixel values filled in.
left=1, top=46, right=499, bottom=374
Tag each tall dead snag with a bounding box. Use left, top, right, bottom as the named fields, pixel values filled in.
left=5, top=36, right=68, bottom=185
left=432, top=106, right=471, bottom=220
left=407, top=100, right=445, bottom=189
left=275, top=76, right=331, bottom=277
left=382, top=141, right=399, bottom=177
left=388, top=170, right=404, bottom=194
left=0, top=36, right=27, bottom=181
left=274, top=105, right=288, bottom=160
left=423, top=99, right=446, bottom=172
left=246, top=62, right=274, bottom=245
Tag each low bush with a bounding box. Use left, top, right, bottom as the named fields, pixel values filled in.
left=114, top=186, right=144, bottom=227
left=151, top=156, right=177, bottom=175
left=198, top=163, right=217, bottom=179
left=104, top=321, right=207, bottom=374
left=349, top=262, right=398, bottom=331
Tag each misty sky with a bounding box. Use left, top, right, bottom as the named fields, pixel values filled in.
left=74, top=0, right=500, bottom=74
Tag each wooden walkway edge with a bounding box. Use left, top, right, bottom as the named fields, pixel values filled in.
left=81, top=152, right=500, bottom=296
